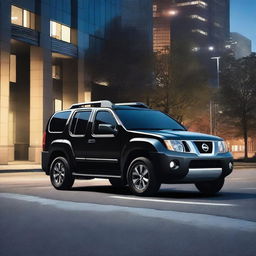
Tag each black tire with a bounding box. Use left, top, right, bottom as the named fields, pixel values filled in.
left=127, top=157, right=160, bottom=196
left=195, top=178, right=225, bottom=196
left=109, top=178, right=125, bottom=187
left=50, top=156, right=75, bottom=190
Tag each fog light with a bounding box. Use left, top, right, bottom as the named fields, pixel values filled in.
left=170, top=160, right=179, bottom=170
left=229, top=162, right=233, bottom=170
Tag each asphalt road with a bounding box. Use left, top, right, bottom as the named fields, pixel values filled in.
left=0, top=168, right=255, bottom=256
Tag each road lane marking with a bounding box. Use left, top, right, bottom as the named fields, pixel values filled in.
left=0, top=193, right=255, bottom=232
left=240, top=188, right=256, bottom=190
left=110, top=196, right=237, bottom=207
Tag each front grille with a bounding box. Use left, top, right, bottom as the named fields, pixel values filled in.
left=189, top=160, right=222, bottom=169
left=194, top=141, right=213, bottom=154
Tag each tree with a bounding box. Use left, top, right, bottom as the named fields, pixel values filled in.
left=217, top=54, right=256, bottom=159
left=150, top=45, right=211, bottom=124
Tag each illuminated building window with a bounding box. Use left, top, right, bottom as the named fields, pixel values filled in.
left=54, top=99, right=63, bottom=112
left=177, top=1, right=207, bottom=8
left=11, top=6, right=22, bottom=26
left=153, top=4, right=158, bottom=17
left=52, top=65, right=61, bottom=80
left=190, top=15, right=207, bottom=22
left=192, top=29, right=208, bottom=36
left=11, top=5, right=36, bottom=30
left=50, top=21, right=71, bottom=43
left=10, top=54, right=16, bottom=83
left=153, top=26, right=171, bottom=53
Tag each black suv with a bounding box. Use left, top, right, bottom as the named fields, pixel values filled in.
left=42, top=100, right=233, bottom=196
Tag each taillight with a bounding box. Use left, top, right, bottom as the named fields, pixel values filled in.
left=42, top=131, right=46, bottom=151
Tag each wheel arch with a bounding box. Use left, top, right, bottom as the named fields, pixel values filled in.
left=121, top=138, right=163, bottom=183
left=47, top=141, right=76, bottom=175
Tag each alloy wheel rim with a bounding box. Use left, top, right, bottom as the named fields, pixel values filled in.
left=131, top=164, right=149, bottom=191
left=53, top=161, right=65, bottom=185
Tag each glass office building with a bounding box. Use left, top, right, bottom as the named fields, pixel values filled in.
left=153, top=0, right=230, bottom=54
left=0, top=0, right=122, bottom=163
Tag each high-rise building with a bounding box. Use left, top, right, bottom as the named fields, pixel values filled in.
left=153, top=0, right=230, bottom=54
left=0, top=0, right=123, bottom=164
left=231, top=32, right=252, bottom=59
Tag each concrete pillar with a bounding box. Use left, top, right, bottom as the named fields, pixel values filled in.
left=63, top=59, right=78, bottom=109
left=77, top=54, right=91, bottom=103
left=0, top=0, right=13, bottom=164
left=29, top=0, right=52, bottom=163
left=29, top=47, right=52, bottom=163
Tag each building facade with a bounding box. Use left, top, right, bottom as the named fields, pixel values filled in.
left=0, top=0, right=122, bottom=164
left=231, top=32, right=252, bottom=59
left=153, top=0, right=230, bottom=54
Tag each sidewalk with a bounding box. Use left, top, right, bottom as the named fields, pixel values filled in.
left=0, top=161, right=41, bottom=173
left=234, top=162, right=256, bottom=169
left=0, top=161, right=255, bottom=173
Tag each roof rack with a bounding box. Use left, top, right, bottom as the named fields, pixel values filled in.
left=114, top=102, right=149, bottom=108
left=69, top=100, right=113, bottom=109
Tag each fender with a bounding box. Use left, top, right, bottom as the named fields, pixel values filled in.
left=49, top=139, right=76, bottom=169
left=120, top=137, right=166, bottom=178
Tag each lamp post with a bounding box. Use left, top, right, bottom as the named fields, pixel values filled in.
left=211, top=56, right=221, bottom=88
left=210, top=56, right=221, bottom=134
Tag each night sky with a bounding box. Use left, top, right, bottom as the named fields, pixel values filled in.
left=230, top=0, right=256, bottom=52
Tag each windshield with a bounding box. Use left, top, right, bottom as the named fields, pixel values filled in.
left=115, top=109, right=185, bottom=130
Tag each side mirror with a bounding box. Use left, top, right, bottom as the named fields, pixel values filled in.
left=98, top=124, right=117, bottom=135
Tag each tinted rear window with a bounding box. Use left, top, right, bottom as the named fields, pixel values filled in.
left=70, top=111, right=91, bottom=135
left=49, top=111, right=71, bottom=132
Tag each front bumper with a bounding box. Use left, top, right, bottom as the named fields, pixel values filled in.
left=150, top=151, right=233, bottom=183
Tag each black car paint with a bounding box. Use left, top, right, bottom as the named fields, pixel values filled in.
left=42, top=106, right=233, bottom=184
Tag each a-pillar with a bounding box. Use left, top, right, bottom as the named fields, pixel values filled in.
left=29, top=47, right=52, bottom=163
left=0, top=0, right=13, bottom=164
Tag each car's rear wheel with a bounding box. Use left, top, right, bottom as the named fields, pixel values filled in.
left=195, top=177, right=225, bottom=196
left=127, top=157, right=160, bottom=196
left=50, top=156, right=74, bottom=190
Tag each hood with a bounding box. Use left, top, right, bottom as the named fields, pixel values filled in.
left=134, top=130, right=222, bottom=141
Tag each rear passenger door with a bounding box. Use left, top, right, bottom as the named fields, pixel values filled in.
left=68, top=110, right=92, bottom=172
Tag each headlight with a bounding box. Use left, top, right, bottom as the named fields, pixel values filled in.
left=218, top=141, right=229, bottom=153
left=164, top=140, right=184, bottom=152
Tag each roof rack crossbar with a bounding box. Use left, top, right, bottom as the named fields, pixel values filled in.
left=69, top=100, right=113, bottom=109
left=115, top=102, right=149, bottom=108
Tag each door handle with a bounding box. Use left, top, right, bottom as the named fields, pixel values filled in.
left=88, top=139, right=96, bottom=144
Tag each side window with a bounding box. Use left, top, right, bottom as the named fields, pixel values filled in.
left=70, top=111, right=91, bottom=135
left=49, top=111, right=71, bottom=132
left=94, top=111, right=117, bottom=134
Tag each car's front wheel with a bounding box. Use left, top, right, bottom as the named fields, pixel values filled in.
left=195, top=178, right=225, bottom=196
left=127, top=157, right=160, bottom=196
left=50, top=156, right=74, bottom=190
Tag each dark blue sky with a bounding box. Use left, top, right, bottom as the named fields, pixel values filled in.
left=230, top=0, right=256, bottom=52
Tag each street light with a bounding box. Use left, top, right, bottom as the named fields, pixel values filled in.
left=211, top=56, right=221, bottom=88
left=208, top=46, right=215, bottom=51
left=210, top=56, right=221, bottom=135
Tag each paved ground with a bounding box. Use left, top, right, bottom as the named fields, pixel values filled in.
left=0, top=168, right=255, bottom=256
